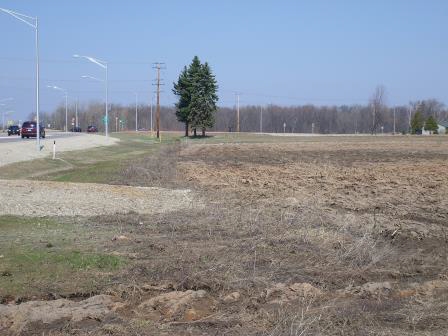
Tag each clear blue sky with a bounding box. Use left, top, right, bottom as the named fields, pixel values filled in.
left=0, top=0, right=447, bottom=121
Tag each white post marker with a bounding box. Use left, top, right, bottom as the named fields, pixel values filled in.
left=52, top=140, right=56, bottom=160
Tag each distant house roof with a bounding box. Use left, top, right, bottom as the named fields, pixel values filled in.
left=438, top=120, right=448, bottom=128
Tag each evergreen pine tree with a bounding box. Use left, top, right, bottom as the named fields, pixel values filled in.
left=425, top=115, right=438, bottom=134
left=173, top=56, right=218, bottom=137
left=189, top=62, right=218, bottom=136
left=411, top=110, right=424, bottom=134
left=173, top=56, right=203, bottom=136
left=172, top=66, right=190, bottom=136
left=187, top=56, right=203, bottom=136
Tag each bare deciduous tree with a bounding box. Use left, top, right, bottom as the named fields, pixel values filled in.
left=43, top=95, right=446, bottom=134
left=370, top=85, right=386, bottom=134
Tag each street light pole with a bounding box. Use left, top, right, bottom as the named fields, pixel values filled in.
left=47, top=85, right=68, bottom=131
left=0, top=99, right=14, bottom=132
left=106, top=62, right=108, bottom=138
left=74, top=54, right=108, bottom=138
left=1, top=111, right=14, bottom=131
left=134, top=92, right=138, bottom=132
left=150, top=95, right=153, bottom=133
left=75, top=98, right=78, bottom=128
left=65, top=93, right=68, bottom=132
left=0, top=8, right=40, bottom=150
left=36, top=17, right=40, bottom=145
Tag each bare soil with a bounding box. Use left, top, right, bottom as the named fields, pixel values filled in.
left=1, top=135, right=448, bottom=335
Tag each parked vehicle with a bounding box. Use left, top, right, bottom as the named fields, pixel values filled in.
left=21, top=121, right=45, bottom=139
left=7, top=125, right=20, bottom=136
left=87, top=125, right=98, bottom=133
left=70, top=126, right=82, bottom=132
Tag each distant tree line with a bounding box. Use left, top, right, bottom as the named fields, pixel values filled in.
left=40, top=98, right=447, bottom=134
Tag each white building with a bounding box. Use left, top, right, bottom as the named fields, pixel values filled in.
left=437, top=121, right=448, bottom=134
left=422, top=120, right=447, bottom=135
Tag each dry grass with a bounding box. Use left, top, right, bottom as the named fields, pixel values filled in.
left=117, top=143, right=181, bottom=187
left=2, top=136, right=448, bottom=335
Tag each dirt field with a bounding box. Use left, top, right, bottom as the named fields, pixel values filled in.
left=1, top=135, right=448, bottom=335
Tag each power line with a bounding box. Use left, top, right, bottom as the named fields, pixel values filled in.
left=221, top=89, right=369, bottom=103
left=0, top=75, right=153, bottom=82
left=0, top=56, right=157, bottom=65
left=0, top=85, right=153, bottom=95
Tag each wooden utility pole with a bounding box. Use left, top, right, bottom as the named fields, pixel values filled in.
left=155, top=64, right=161, bottom=138
left=151, top=62, right=165, bottom=138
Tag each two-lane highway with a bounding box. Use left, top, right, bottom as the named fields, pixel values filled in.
left=0, top=132, right=81, bottom=143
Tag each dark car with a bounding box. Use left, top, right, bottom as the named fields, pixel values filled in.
left=21, top=121, right=45, bottom=139
left=7, top=125, right=20, bottom=136
left=70, top=126, right=82, bottom=132
left=87, top=125, right=98, bottom=133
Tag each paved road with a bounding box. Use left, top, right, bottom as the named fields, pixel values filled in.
left=0, top=132, right=80, bottom=143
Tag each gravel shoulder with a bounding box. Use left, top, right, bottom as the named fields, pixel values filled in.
left=0, top=179, right=197, bottom=217
left=0, top=133, right=119, bottom=167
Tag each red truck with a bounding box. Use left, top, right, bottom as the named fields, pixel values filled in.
left=21, top=121, right=46, bottom=139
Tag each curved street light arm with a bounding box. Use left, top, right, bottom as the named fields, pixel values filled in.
left=81, top=75, right=104, bottom=82
left=0, top=7, right=36, bottom=28
left=73, top=54, right=107, bottom=69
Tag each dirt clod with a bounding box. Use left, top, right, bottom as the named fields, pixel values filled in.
left=0, top=295, right=123, bottom=334
left=137, top=290, right=216, bottom=322
left=340, top=281, right=393, bottom=297
left=222, top=292, right=241, bottom=303
left=265, top=283, right=323, bottom=304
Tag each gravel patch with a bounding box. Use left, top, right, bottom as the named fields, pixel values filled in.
left=0, top=179, right=197, bottom=217
left=0, top=133, right=119, bottom=167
